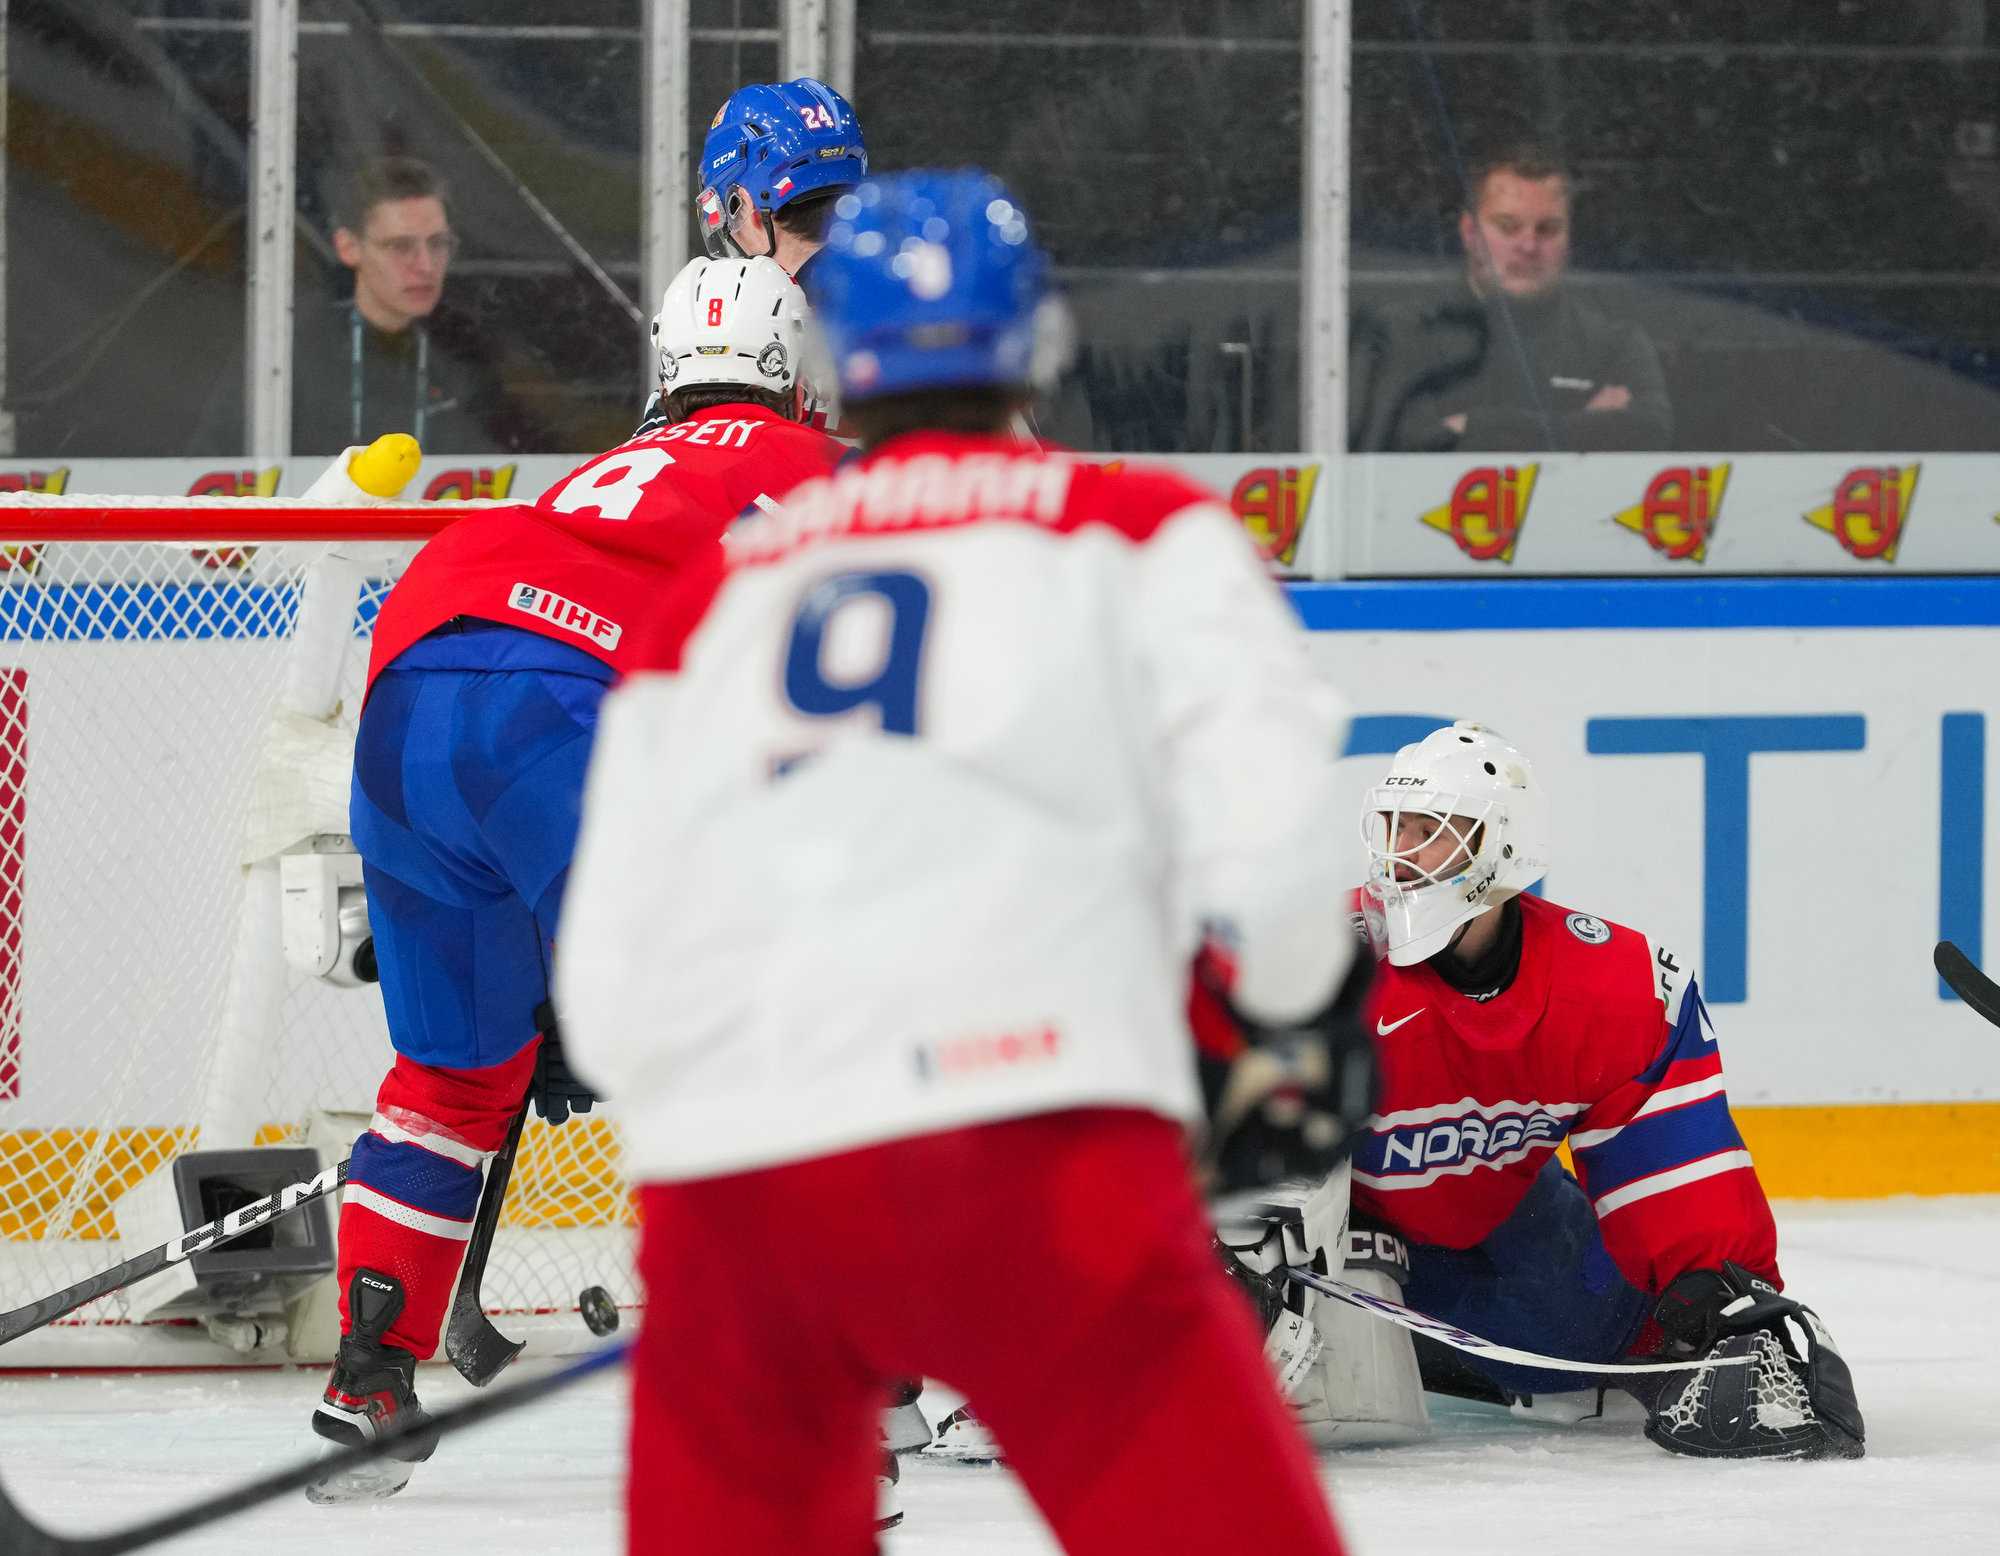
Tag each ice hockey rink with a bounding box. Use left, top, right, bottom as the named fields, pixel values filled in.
left=0, top=1197, right=1988, bottom=1556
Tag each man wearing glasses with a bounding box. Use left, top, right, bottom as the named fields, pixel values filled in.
left=314, top=156, right=500, bottom=455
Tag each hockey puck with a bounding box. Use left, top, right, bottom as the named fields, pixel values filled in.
left=579, top=1285, right=620, bottom=1336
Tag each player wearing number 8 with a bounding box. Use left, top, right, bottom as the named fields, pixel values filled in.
left=559, top=171, right=1359, bottom=1555
left=301, top=257, right=841, bottom=1503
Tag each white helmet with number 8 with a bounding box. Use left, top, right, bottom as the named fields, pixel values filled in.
left=652, top=255, right=816, bottom=409
left=1360, top=720, right=1550, bottom=966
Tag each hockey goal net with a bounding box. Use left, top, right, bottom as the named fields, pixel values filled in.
left=0, top=498, right=635, bottom=1366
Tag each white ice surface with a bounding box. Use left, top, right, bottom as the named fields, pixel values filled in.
left=0, top=1197, right=1992, bottom=1555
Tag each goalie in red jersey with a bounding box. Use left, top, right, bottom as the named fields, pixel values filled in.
left=304, top=254, right=842, bottom=1504
left=1221, top=719, right=1864, bottom=1461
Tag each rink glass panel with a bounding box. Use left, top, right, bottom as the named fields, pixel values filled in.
left=0, top=537, right=631, bottom=1339
left=854, top=1, right=1306, bottom=456
left=7, top=1, right=251, bottom=458
left=293, top=0, right=647, bottom=458
left=1349, top=0, right=2000, bottom=453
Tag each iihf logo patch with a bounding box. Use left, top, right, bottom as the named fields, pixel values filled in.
left=1566, top=913, right=1611, bottom=945
left=508, top=582, right=623, bottom=650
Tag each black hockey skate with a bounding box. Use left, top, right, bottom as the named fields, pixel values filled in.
left=305, top=1269, right=439, bottom=1504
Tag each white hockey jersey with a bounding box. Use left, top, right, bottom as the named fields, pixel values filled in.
left=557, top=432, right=1356, bottom=1182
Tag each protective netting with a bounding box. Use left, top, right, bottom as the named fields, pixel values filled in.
left=0, top=536, right=634, bottom=1352
left=1661, top=1331, right=1815, bottom=1438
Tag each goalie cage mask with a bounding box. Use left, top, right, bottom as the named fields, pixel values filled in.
left=1360, top=720, right=1550, bottom=966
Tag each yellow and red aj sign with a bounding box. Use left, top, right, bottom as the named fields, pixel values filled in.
left=1419, top=465, right=1538, bottom=563
left=1230, top=465, right=1319, bottom=569
left=1804, top=465, right=1918, bottom=562
left=1614, top=464, right=1729, bottom=563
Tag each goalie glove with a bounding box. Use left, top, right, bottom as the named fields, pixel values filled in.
left=1196, top=953, right=1377, bottom=1195
left=1644, top=1261, right=1865, bottom=1460
left=530, top=1001, right=598, bottom=1128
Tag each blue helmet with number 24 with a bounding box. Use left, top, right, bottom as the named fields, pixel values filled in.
left=811, top=168, right=1074, bottom=402
left=1360, top=720, right=1551, bottom=966
left=698, top=79, right=868, bottom=259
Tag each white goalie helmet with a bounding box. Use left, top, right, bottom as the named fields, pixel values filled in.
left=1359, top=720, right=1550, bottom=966
left=652, top=255, right=816, bottom=406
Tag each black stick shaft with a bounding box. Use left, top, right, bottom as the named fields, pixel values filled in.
left=0, top=1342, right=628, bottom=1556
left=443, top=1100, right=530, bottom=1385
left=1936, top=941, right=2000, bottom=1028
left=0, top=1160, right=349, bottom=1348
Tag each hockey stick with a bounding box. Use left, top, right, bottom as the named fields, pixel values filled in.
left=1284, top=1266, right=1750, bottom=1374
left=0, top=1340, right=628, bottom=1556
left=443, top=1099, right=531, bottom=1387
left=1935, top=940, right=2000, bottom=1027
left=0, top=1160, right=348, bottom=1348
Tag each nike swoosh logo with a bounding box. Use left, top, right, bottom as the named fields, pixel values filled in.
left=1376, top=1010, right=1424, bottom=1036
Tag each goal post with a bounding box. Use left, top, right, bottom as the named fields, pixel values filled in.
left=0, top=498, right=636, bottom=1366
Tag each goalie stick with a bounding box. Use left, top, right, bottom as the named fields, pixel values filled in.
left=0, top=1160, right=349, bottom=1348
left=1935, top=940, right=2000, bottom=1028
left=1283, top=1265, right=1750, bottom=1375
left=0, top=1341, right=628, bottom=1556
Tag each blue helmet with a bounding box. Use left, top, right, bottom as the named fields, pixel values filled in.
left=813, top=169, right=1062, bottom=401
left=698, top=79, right=868, bottom=259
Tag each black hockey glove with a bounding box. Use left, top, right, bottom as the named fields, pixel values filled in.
left=1198, top=952, right=1378, bottom=1195
left=1643, top=1261, right=1865, bottom=1461
left=530, top=1001, right=597, bottom=1128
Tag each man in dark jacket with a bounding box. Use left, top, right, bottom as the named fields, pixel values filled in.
left=197, top=157, right=504, bottom=457
left=1351, top=143, right=1670, bottom=453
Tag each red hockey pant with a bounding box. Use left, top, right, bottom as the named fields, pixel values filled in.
left=631, top=1107, right=1346, bottom=1556
left=335, top=1043, right=539, bottom=1359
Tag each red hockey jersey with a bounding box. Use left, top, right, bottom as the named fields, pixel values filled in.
left=364, top=405, right=842, bottom=693
left=1350, top=892, right=1780, bottom=1296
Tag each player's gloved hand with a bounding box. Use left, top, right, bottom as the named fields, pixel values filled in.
left=530, top=1001, right=597, bottom=1127
left=1197, top=952, right=1378, bottom=1194
left=1643, top=1261, right=1865, bottom=1460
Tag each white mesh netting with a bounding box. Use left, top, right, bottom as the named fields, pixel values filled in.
left=1661, top=1331, right=1815, bottom=1439
left=0, top=534, right=634, bottom=1357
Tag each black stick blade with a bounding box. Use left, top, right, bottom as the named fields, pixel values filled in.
left=444, top=1289, right=526, bottom=1387
left=1936, top=941, right=2000, bottom=1029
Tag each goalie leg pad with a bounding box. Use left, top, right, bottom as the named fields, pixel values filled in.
left=1216, top=1168, right=1430, bottom=1446
left=1293, top=1173, right=1428, bottom=1447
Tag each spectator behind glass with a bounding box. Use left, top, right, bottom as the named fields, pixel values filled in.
left=311, top=157, right=501, bottom=454
left=194, top=156, right=504, bottom=456
left=1350, top=142, right=1671, bottom=453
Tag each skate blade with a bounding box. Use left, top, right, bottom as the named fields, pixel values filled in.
left=875, top=1474, right=903, bottom=1530
left=304, top=1452, right=416, bottom=1505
